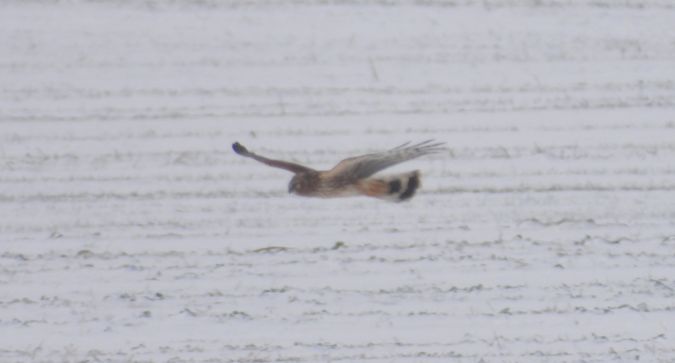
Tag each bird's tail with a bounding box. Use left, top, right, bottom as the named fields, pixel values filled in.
left=357, top=171, right=421, bottom=202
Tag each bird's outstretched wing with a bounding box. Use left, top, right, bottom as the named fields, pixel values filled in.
left=232, top=142, right=314, bottom=174
left=326, top=140, right=445, bottom=179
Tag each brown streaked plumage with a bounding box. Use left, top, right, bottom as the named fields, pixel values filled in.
left=232, top=140, right=444, bottom=202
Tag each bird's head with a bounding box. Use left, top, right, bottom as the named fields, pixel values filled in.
left=288, top=172, right=316, bottom=195
left=288, top=174, right=302, bottom=194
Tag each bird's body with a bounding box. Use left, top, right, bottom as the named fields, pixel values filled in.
left=232, top=140, right=444, bottom=202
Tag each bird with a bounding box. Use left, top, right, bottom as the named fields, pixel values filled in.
left=232, top=140, right=445, bottom=201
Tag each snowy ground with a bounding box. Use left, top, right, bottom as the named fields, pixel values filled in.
left=2, top=1, right=675, bottom=362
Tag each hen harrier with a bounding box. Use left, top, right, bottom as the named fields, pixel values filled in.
left=232, top=140, right=444, bottom=201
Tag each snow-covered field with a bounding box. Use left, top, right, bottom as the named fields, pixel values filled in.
left=2, top=1, right=675, bottom=362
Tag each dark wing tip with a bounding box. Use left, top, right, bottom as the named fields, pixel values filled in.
left=395, top=140, right=446, bottom=153
left=232, top=142, right=248, bottom=155
left=410, top=139, right=447, bottom=154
